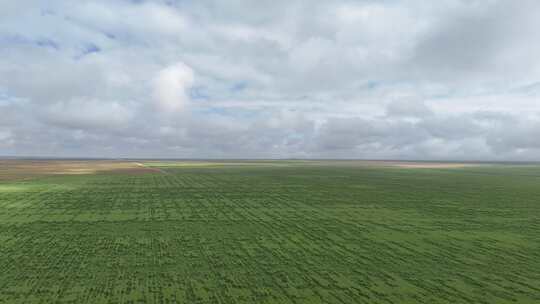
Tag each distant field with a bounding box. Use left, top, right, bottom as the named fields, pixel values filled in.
left=1, top=160, right=539, bottom=303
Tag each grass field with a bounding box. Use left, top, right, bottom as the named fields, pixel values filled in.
left=1, top=160, right=539, bottom=303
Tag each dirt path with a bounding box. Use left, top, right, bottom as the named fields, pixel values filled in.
left=135, top=162, right=170, bottom=175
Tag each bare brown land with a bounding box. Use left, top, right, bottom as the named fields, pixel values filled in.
left=359, top=161, right=476, bottom=168
left=0, top=160, right=156, bottom=181
left=291, top=160, right=479, bottom=169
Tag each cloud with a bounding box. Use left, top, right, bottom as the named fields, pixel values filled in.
left=1, top=0, right=540, bottom=159
left=0, top=130, right=14, bottom=148
left=410, top=0, right=540, bottom=87
left=386, top=99, right=433, bottom=119
left=71, top=1, right=188, bottom=40
left=152, top=62, right=195, bottom=112
left=40, top=98, right=134, bottom=131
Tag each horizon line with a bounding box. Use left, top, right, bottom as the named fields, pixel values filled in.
left=1, top=156, right=539, bottom=164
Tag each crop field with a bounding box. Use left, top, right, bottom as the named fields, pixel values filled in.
left=1, top=160, right=539, bottom=303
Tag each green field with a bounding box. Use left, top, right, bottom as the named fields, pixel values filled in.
left=1, top=161, right=539, bottom=303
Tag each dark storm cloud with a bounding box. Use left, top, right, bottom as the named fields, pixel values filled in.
left=1, top=0, right=540, bottom=159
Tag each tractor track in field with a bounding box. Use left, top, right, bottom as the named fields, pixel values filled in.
left=134, top=162, right=171, bottom=175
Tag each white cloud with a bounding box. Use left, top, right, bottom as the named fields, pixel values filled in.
left=152, top=62, right=195, bottom=112
left=0, top=130, right=13, bottom=141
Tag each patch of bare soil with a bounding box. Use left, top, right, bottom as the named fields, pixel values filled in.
left=0, top=160, right=158, bottom=181
left=388, top=162, right=474, bottom=168
left=351, top=160, right=476, bottom=169
left=306, top=160, right=478, bottom=169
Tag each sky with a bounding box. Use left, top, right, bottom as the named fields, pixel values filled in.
left=1, top=0, right=540, bottom=160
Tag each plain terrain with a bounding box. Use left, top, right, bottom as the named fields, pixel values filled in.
left=0, top=160, right=539, bottom=303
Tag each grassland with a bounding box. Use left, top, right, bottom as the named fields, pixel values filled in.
left=0, top=160, right=539, bottom=303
